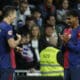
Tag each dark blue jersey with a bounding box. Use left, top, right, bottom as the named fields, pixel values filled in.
left=67, top=26, right=80, bottom=68
left=0, top=21, right=13, bottom=69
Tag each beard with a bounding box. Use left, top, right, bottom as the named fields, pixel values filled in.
left=65, top=22, right=72, bottom=28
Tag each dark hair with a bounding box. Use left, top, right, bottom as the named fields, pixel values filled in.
left=21, top=32, right=30, bottom=37
left=2, top=5, right=16, bottom=17
left=32, top=8, right=41, bottom=14
left=44, top=24, right=53, bottom=30
left=66, top=10, right=78, bottom=17
left=25, top=16, right=34, bottom=21
left=46, top=15, right=55, bottom=20
left=19, top=0, right=28, bottom=6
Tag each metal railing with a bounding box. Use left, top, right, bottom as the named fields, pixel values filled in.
left=13, top=70, right=41, bottom=80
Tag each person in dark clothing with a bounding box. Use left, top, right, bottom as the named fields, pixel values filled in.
left=17, top=16, right=35, bottom=35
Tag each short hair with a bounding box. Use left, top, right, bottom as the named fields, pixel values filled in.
left=44, top=24, right=53, bottom=30
left=2, top=5, right=16, bottom=17
left=25, top=16, right=34, bottom=21
left=66, top=10, right=78, bottom=17
left=46, top=15, right=55, bottom=20
left=32, top=8, right=41, bottom=14
left=19, top=0, right=28, bottom=6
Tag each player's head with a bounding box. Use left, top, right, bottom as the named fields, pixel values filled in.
left=3, top=5, right=16, bottom=23
left=66, top=10, right=79, bottom=28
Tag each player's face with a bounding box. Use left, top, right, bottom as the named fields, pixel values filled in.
left=66, top=16, right=77, bottom=27
left=9, top=10, right=16, bottom=23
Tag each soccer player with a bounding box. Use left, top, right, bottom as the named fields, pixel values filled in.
left=60, top=10, right=80, bottom=80
left=0, top=6, right=21, bottom=80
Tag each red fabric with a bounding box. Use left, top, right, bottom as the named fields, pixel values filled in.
left=8, top=74, right=13, bottom=80
left=63, top=28, right=72, bottom=68
left=10, top=48, right=16, bottom=69
left=64, top=49, right=69, bottom=68
left=63, top=28, right=72, bottom=38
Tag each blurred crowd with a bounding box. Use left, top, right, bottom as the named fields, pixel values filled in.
left=0, top=0, right=80, bottom=72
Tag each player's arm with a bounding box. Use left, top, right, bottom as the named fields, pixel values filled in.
left=8, top=34, right=21, bottom=48
left=67, top=29, right=80, bottom=53
left=67, top=40, right=80, bottom=53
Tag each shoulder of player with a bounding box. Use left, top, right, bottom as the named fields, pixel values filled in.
left=0, top=24, right=13, bottom=37
left=0, top=22, right=12, bottom=29
left=76, top=26, right=80, bottom=31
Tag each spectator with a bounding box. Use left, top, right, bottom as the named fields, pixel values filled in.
left=13, top=0, right=31, bottom=27
left=30, top=25, right=41, bottom=70
left=16, top=32, right=36, bottom=72
left=56, top=0, right=70, bottom=23
left=45, top=15, right=59, bottom=47
left=39, top=0, right=56, bottom=19
left=39, top=24, right=57, bottom=51
left=18, top=16, right=35, bottom=35
left=32, top=8, right=43, bottom=28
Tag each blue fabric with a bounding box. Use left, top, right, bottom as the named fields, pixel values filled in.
left=0, top=21, right=14, bottom=68
left=70, top=67, right=80, bottom=80
left=64, top=69, right=71, bottom=80
left=66, top=26, right=80, bottom=68
left=63, top=26, right=80, bottom=80
left=64, top=67, right=80, bottom=80
left=0, top=68, right=14, bottom=80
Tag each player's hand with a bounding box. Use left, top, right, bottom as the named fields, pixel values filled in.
left=59, top=33, right=70, bottom=43
left=16, top=33, right=21, bottom=41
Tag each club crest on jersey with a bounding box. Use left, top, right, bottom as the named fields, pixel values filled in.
left=8, top=30, right=13, bottom=35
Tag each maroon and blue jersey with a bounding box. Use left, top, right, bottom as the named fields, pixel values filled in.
left=67, top=26, right=80, bottom=68
left=62, top=26, right=80, bottom=69
left=0, top=21, right=15, bottom=69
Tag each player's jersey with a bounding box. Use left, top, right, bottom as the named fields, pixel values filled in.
left=67, top=26, right=80, bottom=68
left=0, top=21, right=14, bottom=69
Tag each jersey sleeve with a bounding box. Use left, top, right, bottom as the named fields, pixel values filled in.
left=67, top=41, right=80, bottom=53
left=5, top=25, right=14, bottom=40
